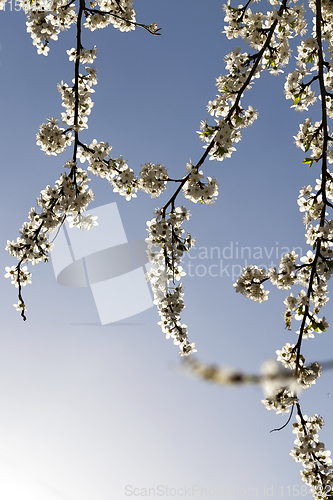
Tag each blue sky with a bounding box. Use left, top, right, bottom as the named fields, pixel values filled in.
left=0, top=1, right=332, bottom=499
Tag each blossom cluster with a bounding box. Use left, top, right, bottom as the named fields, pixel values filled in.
left=84, top=0, right=136, bottom=32
left=138, top=163, right=168, bottom=198
left=4, top=265, right=32, bottom=289
left=5, top=0, right=144, bottom=318
left=259, top=358, right=298, bottom=414
left=0, top=0, right=136, bottom=54
left=233, top=264, right=269, bottom=302
left=223, top=0, right=306, bottom=48
left=291, top=414, right=333, bottom=499
left=269, top=251, right=298, bottom=290
left=58, top=66, right=97, bottom=131
left=198, top=55, right=258, bottom=161
left=294, top=119, right=328, bottom=162
left=25, top=0, right=77, bottom=56
left=6, top=166, right=94, bottom=263
left=182, top=163, right=219, bottom=204
left=5, top=164, right=95, bottom=314
left=67, top=212, right=99, bottom=230
left=36, top=46, right=97, bottom=157
left=77, top=140, right=139, bottom=200
left=262, top=387, right=297, bottom=414
left=235, top=237, right=330, bottom=334
left=285, top=23, right=333, bottom=114
left=228, top=0, right=333, bottom=492
left=67, top=45, right=98, bottom=64
left=261, top=344, right=323, bottom=415
left=198, top=0, right=306, bottom=161
left=145, top=207, right=196, bottom=356
left=36, top=116, right=73, bottom=156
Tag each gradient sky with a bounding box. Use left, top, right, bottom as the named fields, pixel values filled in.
left=0, top=1, right=332, bottom=499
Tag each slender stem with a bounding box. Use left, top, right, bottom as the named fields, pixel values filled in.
left=71, top=0, right=85, bottom=196
left=294, top=0, right=329, bottom=375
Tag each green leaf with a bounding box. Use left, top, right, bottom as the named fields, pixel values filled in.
left=302, top=157, right=314, bottom=168
left=293, top=95, right=301, bottom=105
left=312, top=322, right=326, bottom=332
left=221, top=84, right=233, bottom=94
left=203, top=125, right=215, bottom=138
left=177, top=243, right=186, bottom=252
left=265, top=58, right=276, bottom=69
left=214, top=145, right=227, bottom=158
left=305, top=53, right=314, bottom=64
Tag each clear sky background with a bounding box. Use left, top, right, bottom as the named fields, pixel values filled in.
left=0, top=1, right=332, bottom=499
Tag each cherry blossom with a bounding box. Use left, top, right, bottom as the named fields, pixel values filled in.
left=4, top=0, right=333, bottom=493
